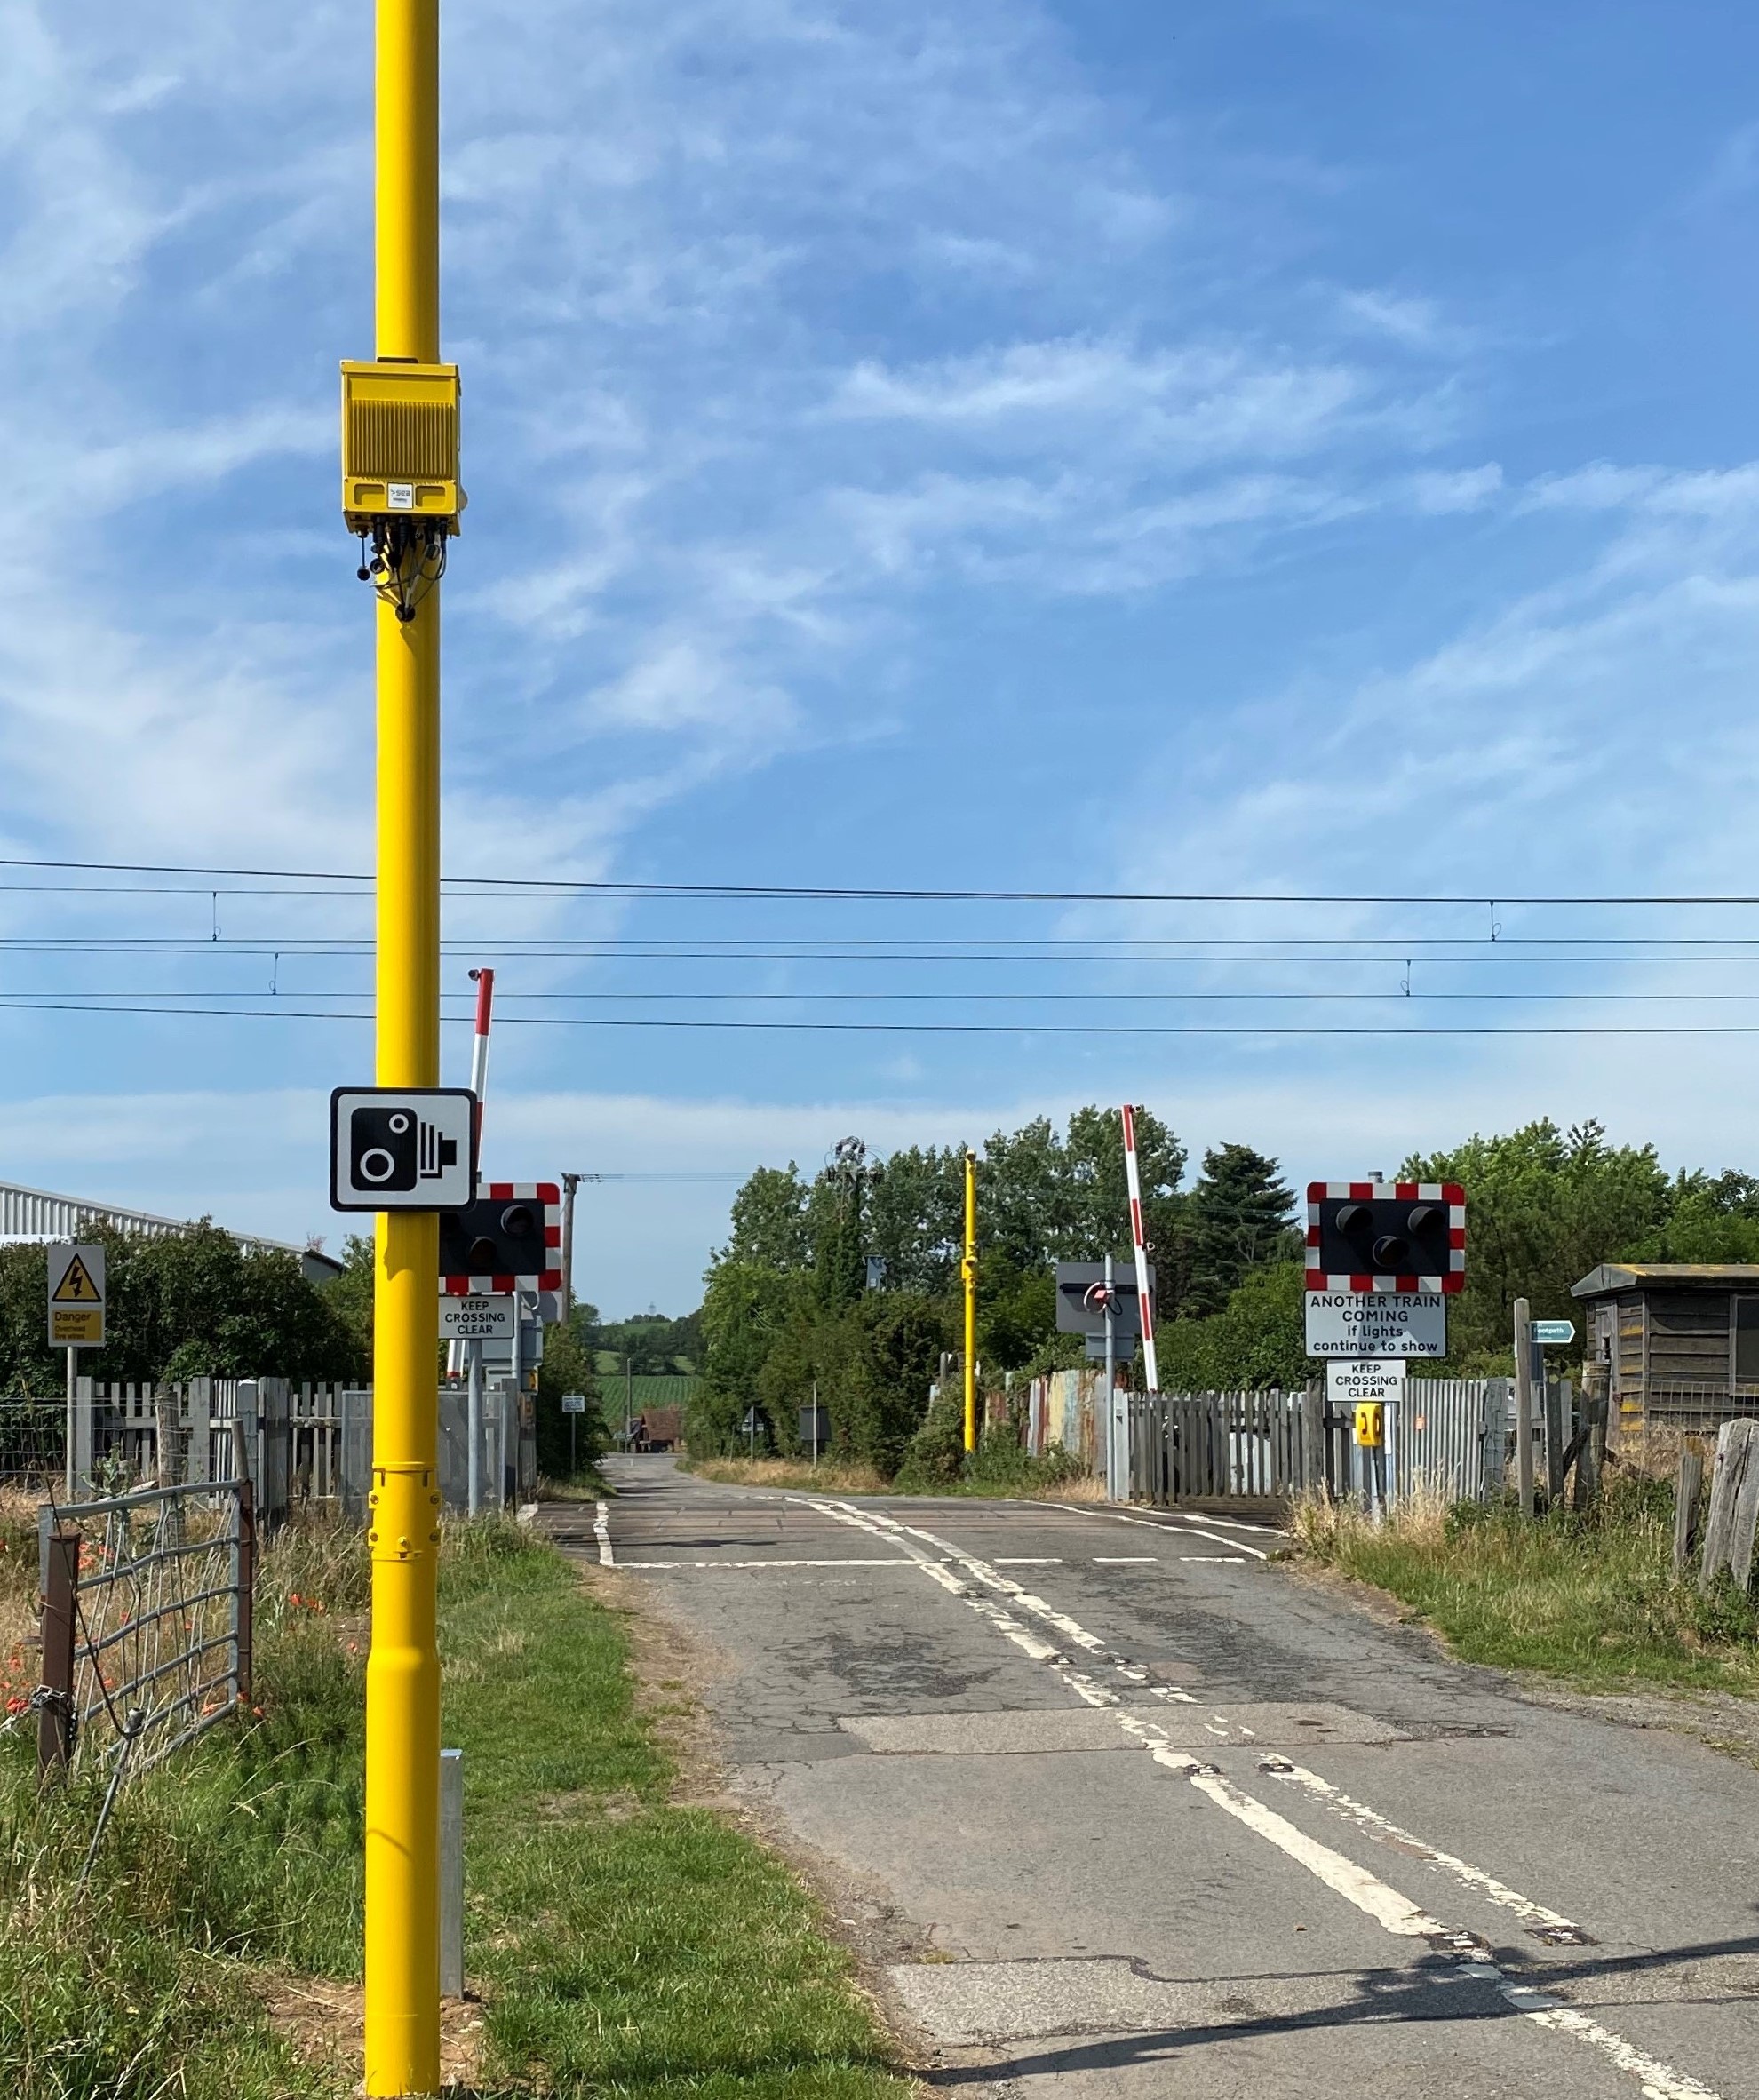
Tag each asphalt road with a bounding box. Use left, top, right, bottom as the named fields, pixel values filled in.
left=545, top=1457, right=1759, bottom=2099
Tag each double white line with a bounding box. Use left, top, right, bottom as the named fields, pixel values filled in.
left=800, top=1495, right=1722, bottom=2100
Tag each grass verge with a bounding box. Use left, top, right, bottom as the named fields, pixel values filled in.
left=1295, top=1478, right=1759, bottom=1694
left=682, top=1457, right=891, bottom=1495
left=685, top=1436, right=1097, bottom=1502
left=0, top=1510, right=910, bottom=2099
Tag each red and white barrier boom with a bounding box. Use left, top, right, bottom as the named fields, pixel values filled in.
left=468, top=966, right=495, bottom=1137
left=1119, top=1103, right=1159, bottom=1394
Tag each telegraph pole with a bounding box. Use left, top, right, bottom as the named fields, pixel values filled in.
left=962, top=1149, right=978, bottom=1453
left=353, top=3, right=452, bottom=2090
left=560, top=1171, right=582, bottom=1320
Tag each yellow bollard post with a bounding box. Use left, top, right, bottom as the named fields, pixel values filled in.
left=962, top=1149, right=977, bottom=1455
left=364, top=2, right=444, bottom=2092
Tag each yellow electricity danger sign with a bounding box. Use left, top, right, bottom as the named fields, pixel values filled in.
left=47, top=1244, right=106, bottom=1347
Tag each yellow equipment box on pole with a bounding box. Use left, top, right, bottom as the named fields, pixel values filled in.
left=1353, top=1402, right=1384, bottom=1449
left=341, top=359, right=462, bottom=532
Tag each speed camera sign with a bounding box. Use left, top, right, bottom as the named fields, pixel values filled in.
left=330, top=1087, right=477, bottom=1210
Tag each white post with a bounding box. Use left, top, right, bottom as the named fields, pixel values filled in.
left=64, top=1346, right=76, bottom=1502
left=439, top=1746, right=465, bottom=1997
left=1513, top=1296, right=1534, bottom=1517
left=466, top=1340, right=482, bottom=1517
left=1103, top=1253, right=1120, bottom=1499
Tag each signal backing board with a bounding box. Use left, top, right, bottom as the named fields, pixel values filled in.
left=1306, top=1181, right=1465, bottom=1294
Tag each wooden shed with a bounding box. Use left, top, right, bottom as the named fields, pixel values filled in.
left=1572, top=1263, right=1759, bottom=1452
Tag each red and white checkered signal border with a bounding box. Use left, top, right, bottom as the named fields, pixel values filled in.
left=1304, top=1181, right=1466, bottom=1295
left=442, top=1181, right=562, bottom=1296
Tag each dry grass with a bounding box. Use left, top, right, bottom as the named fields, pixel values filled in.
left=686, top=1451, right=1104, bottom=1501
left=686, top=1456, right=892, bottom=1495
left=1294, top=1480, right=1759, bottom=1693
left=1040, top=1473, right=1107, bottom=1504
left=0, top=1487, right=42, bottom=1720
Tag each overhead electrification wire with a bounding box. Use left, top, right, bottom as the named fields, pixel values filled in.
left=5, top=996, right=1759, bottom=1037
left=27, top=937, right=1759, bottom=962
left=12, top=852, right=1759, bottom=907
left=27, top=988, right=1759, bottom=1006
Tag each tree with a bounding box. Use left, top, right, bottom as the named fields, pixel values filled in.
left=1402, top=1118, right=1671, bottom=1366
left=720, top=1165, right=811, bottom=1270
left=980, top=1107, right=1185, bottom=1274
left=1063, top=1104, right=1184, bottom=1269
left=1182, top=1144, right=1297, bottom=1316
left=812, top=1138, right=871, bottom=1315
left=977, top=1259, right=1060, bottom=1372
left=1157, top=1261, right=1308, bottom=1391
left=867, top=1144, right=965, bottom=1290
left=537, top=1320, right=605, bottom=1477
left=328, top=1233, right=376, bottom=1366
left=0, top=1223, right=366, bottom=1394
left=841, top=1293, right=951, bottom=1473
left=692, top=1259, right=802, bottom=1453
left=1630, top=1172, right=1759, bottom=1263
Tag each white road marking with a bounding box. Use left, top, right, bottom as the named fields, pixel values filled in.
left=1182, top=1753, right=1453, bottom=1937
left=1043, top=1500, right=1278, bottom=1555
left=594, top=1499, right=615, bottom=1567
left=991, top=1556, right=1063, bottom=1564
left=784, top=1496, right=1722, bottom=2100
left=1256, top=1758, right=1587, bottom=1938
left=1093, top=1555, right=1158, bottom=1563
left=802, top=1499, right=1125, bottom=1706
left=1179, top=1555, right=1246, bottom=1563
left=617, top=1557, right=919, bottom=1570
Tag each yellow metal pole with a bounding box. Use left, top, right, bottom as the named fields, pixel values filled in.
left=366, top=3, right=443, bottom=2094
left=962, top=1149, right=977, bottom=1454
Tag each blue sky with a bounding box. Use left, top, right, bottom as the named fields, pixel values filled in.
left=4, top=1, right=1759, bottom=1313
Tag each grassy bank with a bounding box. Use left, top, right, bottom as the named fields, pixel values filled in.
left=0, top=1510, right=910, bottom=2099
left=686, top=1451, right=1101, bottom=1501
left=1296, top=1480, right=1759, bottom=1695
left=687, top=1408, right=1097, bottom=1501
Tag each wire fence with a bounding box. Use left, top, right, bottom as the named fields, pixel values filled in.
left=0, top=1396, right=63, bottom=1486
left=36, top=1465, right=254, bottom=1783
left=1641, top=1384, right=1759, bottom=1430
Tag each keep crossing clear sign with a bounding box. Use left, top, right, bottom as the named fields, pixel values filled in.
left=47, top=1244, right=106, bottom=1348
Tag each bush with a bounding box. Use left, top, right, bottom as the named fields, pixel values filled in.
left=893, top=1391, right=967, bottom=1491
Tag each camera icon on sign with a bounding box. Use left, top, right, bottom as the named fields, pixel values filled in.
left=349, top=1105, right=459, bottom=1193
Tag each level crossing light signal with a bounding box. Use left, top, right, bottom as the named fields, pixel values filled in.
left=438, top=1182, right=562, bottom=1294
left=1306, top=1181, right=1466, bottom=1293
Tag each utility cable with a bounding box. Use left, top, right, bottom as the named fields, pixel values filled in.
left=9, top=996, right=1759, bottom=1036
left=12, top=852, right=1759, bottom=908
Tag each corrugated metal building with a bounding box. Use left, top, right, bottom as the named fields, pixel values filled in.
left=1572, top=1262, right=1759, bottom=1442
left=0, top=1178, right=343, bottom=1285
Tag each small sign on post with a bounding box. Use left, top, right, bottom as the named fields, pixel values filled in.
left=1530, top=1320, right=1576, bottom=1347
left=439, top=1294, right=515, bottom=1342
left=1305, top=1291, right=1445, bottom=1359
left=561, top=1392, right=586, bottom=1476
left=48, top=1243, right=106, bottom=1502
left=47, top=1244, right=106, bottom=1348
